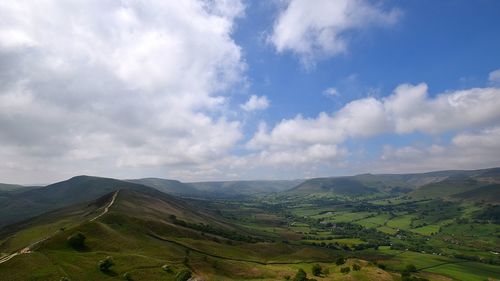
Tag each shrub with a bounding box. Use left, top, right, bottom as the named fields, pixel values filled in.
left=378, top=263, right=387, bottom=270
left=292, top=268, right=308, bottom=281
left=405, top=264, right=417, bottom=272
left=340, top=266, right=351, bottom=274
left=98, top=256, right=114, bottom=272
left=312, top=264, right=322, bottom=276
left=352, top=264, right=361, bottom=271
left=60, top=278, right=71, bottom=281
left=175, top=269, right=192, bottom=281
left=284, top=275, right=291, bottom=280
left=335, top=257, right=346, bottom=265
left=67, top=232, right=86, bottom=249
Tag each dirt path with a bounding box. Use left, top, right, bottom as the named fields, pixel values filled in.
left=90, top=190, right=119, bottom=222
left=0, top=190, right=119, bottom=265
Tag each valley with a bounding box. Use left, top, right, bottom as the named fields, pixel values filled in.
left=0, top=168, right=499, bottom=280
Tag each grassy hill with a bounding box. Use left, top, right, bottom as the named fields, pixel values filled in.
left=127, top=178, right=203, bottom=196
left=451, top=184, right=500, bottom=203
left=408, top=178, right=483, bottom=200
left=289, top=177, right=379, bottom=196
left=0, top=183, right=26, bottom=192
left=0, top=176, right=151, bottom=227
left=1, top=170, right=500, bottom=280
left=188, top=179, right=303, bottom=196
left=0, top=188, right=366, bottom=281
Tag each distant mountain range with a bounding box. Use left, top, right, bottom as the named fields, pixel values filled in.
left=1, top=167, right=499, bottom=227
left=289, top=167, right=500, bottom=200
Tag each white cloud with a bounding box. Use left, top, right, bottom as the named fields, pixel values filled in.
left=386, top=84, right=500, bottom=133
left=377, top=127, right=500, bottom=173
left=241, top=95, right=270, bottom=111
left=489, top=69, right=500, bottom=84
left=269, top=0, right=401, bottom=66
left=0, top=0, right=246, bottom=183
left=248, top=84, right=500, bottom=167
left=323, top=87, right=340, bottom=98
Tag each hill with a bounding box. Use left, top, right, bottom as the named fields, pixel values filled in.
left=0, top=188, right=352, bottom=281
left=289, top=167, right=500, bottom=199
left=408, top=177, right=483, bottom=200
left=451, top=184, right=500, bottom=203
left=188, top=179, right=303, bottom=196
left=0, top=176, right=151, bottom=227
left=289, top=177, right=379, bottom=196
left=127, top=178, right=202, bottom=196
left=0, top=183, right=25, bottom=192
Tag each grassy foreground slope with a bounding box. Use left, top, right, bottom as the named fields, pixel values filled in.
left=0, top=188, right=394, bottom=281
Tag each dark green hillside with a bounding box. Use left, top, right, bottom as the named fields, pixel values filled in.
left=127, top=178, right=202, bottom=196
left=0, top=176, right=150, bottom=227
left=474, top=167, right=500, bottom=183
left=0, top=183, right=25, bottom=192
left=452, top=184, right=500, bottom=203
left=188, top=179, right=303, bottom=196
left=408, top=178, right=483, bottom=200
left=290, top=177, right=378, bottom=196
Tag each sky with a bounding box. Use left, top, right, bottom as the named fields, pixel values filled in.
left=1, top=0, right=500, bottom=184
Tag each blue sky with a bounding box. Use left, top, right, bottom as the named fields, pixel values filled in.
left=235, top=0, right=500, bottom=117
left=0, top=0, right=500, bottom=183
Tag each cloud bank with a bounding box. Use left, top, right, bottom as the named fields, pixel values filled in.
left=0, top=0, right=246, bottom=182
left=248, top=84, right=500, bottom=170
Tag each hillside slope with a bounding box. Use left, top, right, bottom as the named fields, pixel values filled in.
left=0, top=176, right=150, bottom=227
left=451, top=184, right=500, bottom=203
left=127, top=178, right=202, bottom=196
left=0, top=188, right=347, bottom=281
left=188, top=179, right=303, bottom=196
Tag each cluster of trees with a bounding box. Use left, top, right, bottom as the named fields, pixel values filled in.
left=311, top=264, right=329, bottom=277
left=286, top=268, right=316, bottom=281
left=475, top=205, right=500, bottom=223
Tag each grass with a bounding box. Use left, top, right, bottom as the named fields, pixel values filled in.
left=324, top=212, right=372, bottom=223
left=356, top=214, right=391, bottom=228
left=2, top=186, right=500, bottom=281
left=377, top=226, right=398, bottom=235
left=386, top=215, right=414, bottom=230
left=411, top=225, right=441, bottom=235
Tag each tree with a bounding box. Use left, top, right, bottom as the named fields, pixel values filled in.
left=312, top=264, right=322, bottom=276
left=335, top=257, right=346, bottom=265
left=67, top=232, right=86, bottom=249
left=98, top=256, right=114, bottom=272
left=340, top=267, right=350, bottom=274
left=352, top=264, right=361, bottom=271
left=292, top=268, right=308, bottom=281
left=405, top=264, right=417, bottom=272
left=175, top=269, right=192, bottom=281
